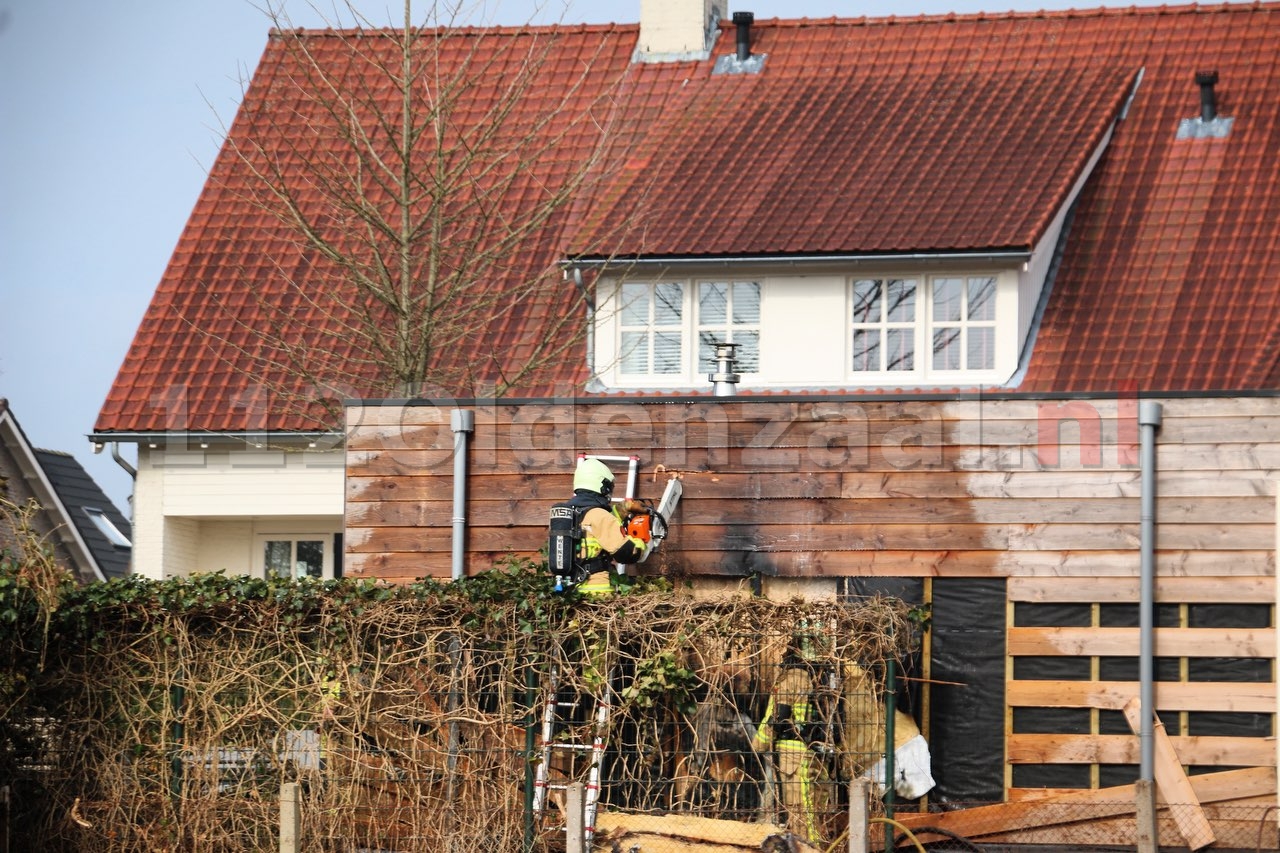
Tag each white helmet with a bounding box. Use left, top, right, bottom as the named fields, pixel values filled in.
left=573, top=457, right=614, bottom=496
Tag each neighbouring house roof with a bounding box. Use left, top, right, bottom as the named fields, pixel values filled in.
left=1, top=400, right=131, bottom=583
left=96, top=3, right=1280, bottom=436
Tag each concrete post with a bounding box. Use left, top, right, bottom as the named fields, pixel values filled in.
left=566, top=782, right=586, bottom=853
left=279, top=781, right=300, bottom=853
left=848, top=777, right=871, bottom=853
left=1135, top=778, right=1157, bottom=853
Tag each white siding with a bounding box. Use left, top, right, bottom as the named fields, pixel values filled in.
left=131, top=446, right=344, bottom=579
left=153, top=448, right=344, bottom=516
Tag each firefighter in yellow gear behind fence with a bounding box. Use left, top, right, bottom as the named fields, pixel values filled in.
left=753, top=623, right=836, bottom=845
left=548, top=457, right=650, bottom=596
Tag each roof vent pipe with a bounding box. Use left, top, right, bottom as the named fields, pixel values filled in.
left=733, top=11, right=754, bottom=61
left=1196, top=70, right=1219, bottom=122
left=709, top=341, right=741, bottom=396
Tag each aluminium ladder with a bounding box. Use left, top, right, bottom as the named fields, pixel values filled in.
left=532, top=665, right=614, bottom=846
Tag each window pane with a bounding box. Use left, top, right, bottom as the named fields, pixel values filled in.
left=654, top=332, right=682, bottom=373
left=296, top=540, right=324, bottom=579
left=698, top=331, right=719, bottom=373
left=933, top=278, right=962, bottom=322
left=969, top=326, right=995, bottom=369
left=699, top=282, right=728, bottom=324
left=852, top=329, right=879, bottom=371
left=620, top=283, right=649, bottom=326
left=736, top=330, right=760, bottom=372
left=733, top=282, right=761, bottom=324
left=887, top=279, right=916, bottom=322
left=933, top=327, right=961, bottom=370
left=969, top=276, right=996, bottom=321
left=886, top=328, right=914, bottom=370
left=620, top=331, right=648, bottom=373
left=654, top=283, right=683, bottom=324
left=852, top=280, right=881, bottom=323
left=264, top=541, right=292, bottom=579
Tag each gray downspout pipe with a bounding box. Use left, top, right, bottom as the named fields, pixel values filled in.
left=451, top=409, right=475, bottom=581
left=1138, top=400, right=1163, bottom=782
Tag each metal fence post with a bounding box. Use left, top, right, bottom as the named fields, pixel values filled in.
left=279, top=782, right=300, bottom=853
left=566, top=782, right=585, bottom=853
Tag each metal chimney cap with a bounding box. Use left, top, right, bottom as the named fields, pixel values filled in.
left=733, top=11, right=755, bottom=24
left=1195, top=70, right=1219, bottom=87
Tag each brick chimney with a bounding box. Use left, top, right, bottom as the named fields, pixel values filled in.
left=635, top=0, right=725, bottom=62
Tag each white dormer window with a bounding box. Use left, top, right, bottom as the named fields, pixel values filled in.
left=851, top=275, right=998, bottom=376
left=595, top=269, right=1018, bottom=389
left=697, top=281, right=760, bottom=373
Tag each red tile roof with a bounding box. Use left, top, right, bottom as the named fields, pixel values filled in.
left=97, top=3, right=1280, bottom=434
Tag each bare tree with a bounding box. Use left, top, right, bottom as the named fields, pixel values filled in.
left=194, top=0, right=638, bottom=427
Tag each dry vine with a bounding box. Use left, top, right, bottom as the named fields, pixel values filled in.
left=15, top=566, right=918, bottom=852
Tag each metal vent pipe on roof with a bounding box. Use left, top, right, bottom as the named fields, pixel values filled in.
left=1196, top=70, right=1219, bottom=122
left=733, top=11, right=754, bottom=61
left=709, top=341, right=741, bottom=396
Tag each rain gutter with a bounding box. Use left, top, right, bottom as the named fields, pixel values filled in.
left=561, top=250, right=1032, bottom=272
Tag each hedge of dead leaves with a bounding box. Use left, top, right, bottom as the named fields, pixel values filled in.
left=1, top=549, right=918, bottom=853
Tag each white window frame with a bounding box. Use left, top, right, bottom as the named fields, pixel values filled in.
left=255, top=534, right=333, bottom=580
left=696, top=280, right=761, bottom=374
left=846, top=272, right=1011, bottom=386
left=594, top=269, right=1016, bottom=389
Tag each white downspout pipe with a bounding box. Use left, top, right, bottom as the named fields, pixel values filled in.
left=450, top=409, right=475, bottom=581
left=1138, top=400, right=1163, bottom=782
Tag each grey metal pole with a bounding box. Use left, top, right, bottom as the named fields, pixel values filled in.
left=1138, top=400, right=1163, bottom=782
left=450, top=409, right=475, bottom=582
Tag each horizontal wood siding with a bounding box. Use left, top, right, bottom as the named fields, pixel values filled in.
left=345, top=396, right=1277, bottom=583
left=345, top=395, right=1278, bottom=801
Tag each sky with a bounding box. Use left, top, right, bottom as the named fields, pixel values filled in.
left=0, top=0, right=1240, bottom=519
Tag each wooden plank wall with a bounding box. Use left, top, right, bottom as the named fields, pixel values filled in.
left=345, top=396, right=1277, bottom=582
left=345, top=395, right=1278, bottom=798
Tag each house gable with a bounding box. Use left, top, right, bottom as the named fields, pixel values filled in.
left=95, top=4, right=1280, bottom=442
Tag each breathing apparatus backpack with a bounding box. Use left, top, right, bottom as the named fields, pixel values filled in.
left=547, top=502, right=589, bottom=593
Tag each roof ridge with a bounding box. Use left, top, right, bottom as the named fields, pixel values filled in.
left=269, top=20, right=636, bottom=39
left=751, top=0, right=1277, bottom=27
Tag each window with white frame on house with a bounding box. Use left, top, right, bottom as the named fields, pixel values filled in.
left=617, top=279, right=761, bottom=380
left=258, top=535, right=330, bottom=580
left=851, top=275, right=998, bottom=376
left=599, top=271, right=1013, bottom=387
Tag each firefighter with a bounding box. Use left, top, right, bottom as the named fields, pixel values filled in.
left=752, top=623, right=835, bottom=845
left=548, top=457, right=650, bottom=596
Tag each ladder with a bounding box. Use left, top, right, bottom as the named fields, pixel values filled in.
left=532, top=665, right=614, bottom=846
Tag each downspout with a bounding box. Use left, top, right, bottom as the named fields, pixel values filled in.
left=1138, top=401, right=1163, bottom=782
left=572, top=267, right=595, bottom=380
left=450, top=409, right=475, bottom=582
left=108, top=442, right=138, bottom=479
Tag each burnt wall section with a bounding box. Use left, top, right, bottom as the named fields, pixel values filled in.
left=344, top=395, right=1276, bottom=584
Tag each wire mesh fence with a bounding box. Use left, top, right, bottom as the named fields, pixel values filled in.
left=2, top=585, right=917, bottom=852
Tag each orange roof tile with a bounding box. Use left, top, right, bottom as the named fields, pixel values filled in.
left=96, top=4, right=1280, bottom=434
